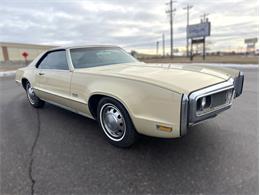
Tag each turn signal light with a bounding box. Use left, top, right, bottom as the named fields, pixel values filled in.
left=157, top=125, right=172, bottom=132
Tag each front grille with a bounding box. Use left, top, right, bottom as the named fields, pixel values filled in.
left=211, top=90, right=231, bottom=108
left=188, top=79, right=234, bottom=125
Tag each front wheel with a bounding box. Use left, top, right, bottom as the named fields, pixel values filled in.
left=97, top=97, right=138, bottom=148
left=26, top=81, right=45, bottom=108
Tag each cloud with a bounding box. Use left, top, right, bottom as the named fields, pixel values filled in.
left=0, top=0, right=258, bottom=53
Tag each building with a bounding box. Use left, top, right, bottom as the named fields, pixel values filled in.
left=0, top=42, right=56, bottom=62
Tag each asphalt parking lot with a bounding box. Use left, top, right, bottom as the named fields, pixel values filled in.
left=0, top=68, right=258, bottom=195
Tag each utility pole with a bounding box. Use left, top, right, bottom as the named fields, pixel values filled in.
left=201, top=13, right=209, bottom=23
left=156, top=41, right=159, bottom=56
left=162, top=33, right=165, bottom=57
left=183, top=4, right=193, bottom=57
left=166, top=0, right=176, bottom=58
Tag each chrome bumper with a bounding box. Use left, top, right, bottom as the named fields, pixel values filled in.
left=233, top=72, right=244, bottom=98
left=180, top=72, right=244, bottom=136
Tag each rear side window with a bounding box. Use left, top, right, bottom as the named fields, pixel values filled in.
left=38, top=50, right=68, bottom=70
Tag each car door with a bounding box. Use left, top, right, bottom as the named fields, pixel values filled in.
left=34, top=50, right=73, bottom=108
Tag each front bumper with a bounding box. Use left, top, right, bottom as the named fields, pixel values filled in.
left=180, top=72, right=244, bottom=136
left=233, top=72, right=244, bottom=98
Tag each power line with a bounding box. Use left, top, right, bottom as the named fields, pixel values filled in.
left=183, top=4, right=193, bottom=57
left=166, top=0, right=176, bottom=58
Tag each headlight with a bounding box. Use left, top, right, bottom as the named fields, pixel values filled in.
left=201, top=97, right=206, bottom=108
left=197, top=96, right=211, bottom=111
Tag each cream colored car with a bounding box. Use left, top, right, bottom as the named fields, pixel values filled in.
left=16, top=45, right=244, bottom=147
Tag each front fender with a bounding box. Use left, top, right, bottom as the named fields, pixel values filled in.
left=71, top=73, right=183, bottom=138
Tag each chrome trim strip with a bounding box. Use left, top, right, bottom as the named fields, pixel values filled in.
left=234, top=71, right=244, bottom=98
left=36, top=69, right=70, bottom=72
left=189, top=114, right=218, bottom=127
left=194, top=85, right=234, bottom=102
left=66, top=49, right=75, bottom=71
left=33, top=87, right=87, bottom=105
left=189, top=78, right=234, bottom=100
left=180, top=94, right=188, bottom=136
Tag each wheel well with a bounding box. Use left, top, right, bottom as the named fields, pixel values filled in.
left=88, top=95, right=105, bottom=119
left=21, top=78, right=28, bottom=90
left=88, top=94, right=129, bottom=119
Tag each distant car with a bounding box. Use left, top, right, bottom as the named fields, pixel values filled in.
left=16, top=45, right=244, bottom=147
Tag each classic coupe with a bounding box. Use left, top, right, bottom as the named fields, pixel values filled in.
left=16, top=45, right=244, bottom=147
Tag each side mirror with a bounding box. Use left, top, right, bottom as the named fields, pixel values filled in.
left=130, top=51, right=138, bottom=58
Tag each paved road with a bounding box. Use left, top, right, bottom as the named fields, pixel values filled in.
left=0, top=69, right=258, bottom=195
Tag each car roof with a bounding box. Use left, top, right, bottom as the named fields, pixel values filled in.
left=48, top=44, right=120, bottom=51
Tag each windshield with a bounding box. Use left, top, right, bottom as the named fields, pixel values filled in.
left=70, top=47, right=138, bottom=69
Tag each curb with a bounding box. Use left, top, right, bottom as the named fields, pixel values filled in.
left=186, top=63, right=259, bottom=69
left=0, top=71, right=16, bottom=78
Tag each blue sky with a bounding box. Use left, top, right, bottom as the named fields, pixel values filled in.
left=0, top=0, right=258, bottom=54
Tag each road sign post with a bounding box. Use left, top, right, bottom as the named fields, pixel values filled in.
left=22, top=51, right=29, bottom=64
left=187, top=21, right=211, bottom=61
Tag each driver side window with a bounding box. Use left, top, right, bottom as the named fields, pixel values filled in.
left=38, top=50, right=68, bottom=70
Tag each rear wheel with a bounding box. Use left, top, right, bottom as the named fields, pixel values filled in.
left=26, top=81, right=45, bottom=108
left=97, top=97, right=138, bottom=148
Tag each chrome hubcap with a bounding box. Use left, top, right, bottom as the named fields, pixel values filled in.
left=100, top=103, right=126, bottom=141
left=27, top=84, right=36, bottom=104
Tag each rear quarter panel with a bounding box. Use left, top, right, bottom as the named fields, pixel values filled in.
left=15, top=67, right=36, bottom=86
left=15, top=52, right=45, bottom=86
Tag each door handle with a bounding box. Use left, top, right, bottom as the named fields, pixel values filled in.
left=38, top=72, right=45, bottom=76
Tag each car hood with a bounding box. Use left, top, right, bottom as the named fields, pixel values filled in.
left=75, top=62, right=232, bottom=94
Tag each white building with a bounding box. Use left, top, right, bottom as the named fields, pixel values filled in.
left=0, top=42, right=56, bottom=62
